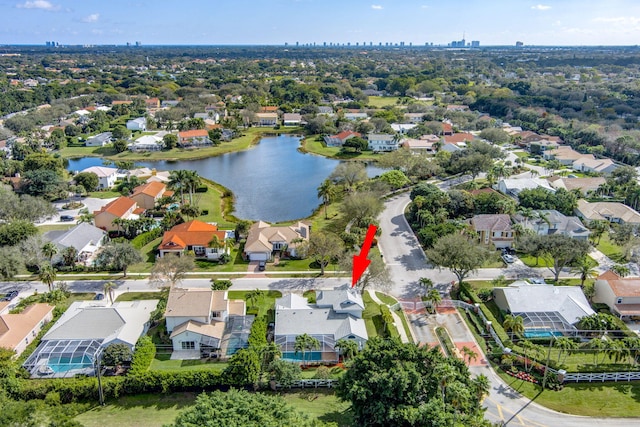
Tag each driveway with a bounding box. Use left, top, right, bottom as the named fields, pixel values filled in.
left=38, top=196, right=116, bottom=225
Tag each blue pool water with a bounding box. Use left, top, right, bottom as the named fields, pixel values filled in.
left=524, top=330, right=563, bottom=338
left=48, top=356, right=92, bottom=373
left=282, top=352, right=322, bottom=362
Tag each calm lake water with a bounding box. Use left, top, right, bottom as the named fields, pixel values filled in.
left=67, top=135, right=385, bottom=222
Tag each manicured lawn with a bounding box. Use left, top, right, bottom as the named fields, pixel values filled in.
left=149, top=356, right=228, bottom=372
left=300, top=137, right=380, bottom=160
left=597, top=233, right=626, bottom=263
left=116, top=292, right=163, bottom=302
left=512, top=151, right=529, bottom=158
left=76, top=390, right=353, bottom=427
left=519, top=253, right=553, bottom=268
left=375, top=291, right=398, bottom=305
left=75, top=392, right=196, bottom=427
left=271, top=258, right=326, bottom=272
left=197, top=179, right=237, bottom=229
left=495, top=368, right=640, bottom=417
left=362, top=291, right=383, bottom=338
left=35, top=223, right=75, bottom=232
left=88, top=190, right=121, bottom=199
left=227, top=290, right=282, bottom=321
left=367, top=96, right=402, bottom=108
left=278, top=390, right=353, bottom=426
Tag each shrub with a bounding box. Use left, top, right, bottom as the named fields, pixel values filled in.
left=314, top=365, right=330, bottom=380
left=129, top=336, right=155, bottom=374
left=131, top=228, right=163, bottom=249
left=248, top=317, right=267, bottom=349
left=211, top=279, right=232, bottom=290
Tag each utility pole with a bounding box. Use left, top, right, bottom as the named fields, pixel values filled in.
left=95, top=346, right=105, bottom=406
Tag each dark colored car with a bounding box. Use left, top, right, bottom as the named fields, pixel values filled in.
left=258, top=261, right=266, bottom=271
left=94, top=293, right=105, bottom=300
left=60, top=215, right=74, bottom=222
left=1, top=290, right=19, bottom=301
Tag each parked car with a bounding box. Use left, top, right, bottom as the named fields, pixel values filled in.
left=60, top=215, right=74, bottom=222
left=1, top=290, right=19, bottom=301
left=258, top=261, right=266, bottom=271
left=502, top=254, right=515, bottom=264
left=94, top=293, right=105, bottom=300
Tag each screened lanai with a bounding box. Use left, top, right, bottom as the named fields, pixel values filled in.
left=23, top=339, right=101, bottom=378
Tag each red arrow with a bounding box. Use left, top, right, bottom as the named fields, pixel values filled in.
left=352, top=224, right=378, bottom=287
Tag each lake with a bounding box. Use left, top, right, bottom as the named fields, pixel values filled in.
left=67, top=135, right=385, bottom=222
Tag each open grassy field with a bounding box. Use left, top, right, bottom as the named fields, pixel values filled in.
left=149, top=354, right=228, bottom=372
left=367, top=96, right=402, bottom=108
left=227, top=290, right=282, bottom=321
left=597, top=232, right=626, bottom=263
left=75, top=390, right=353, bottom=427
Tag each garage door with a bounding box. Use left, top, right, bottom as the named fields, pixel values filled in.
left=249, top=253, right=268, bottom=261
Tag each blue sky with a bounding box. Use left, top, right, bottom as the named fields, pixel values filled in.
left=1, top=0, right=639, bottom=46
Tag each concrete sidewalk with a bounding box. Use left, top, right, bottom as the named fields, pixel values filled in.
left=367, top=290, right=411, bottom=343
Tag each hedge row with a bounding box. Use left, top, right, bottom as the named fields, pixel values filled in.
left=18, top=370, right=227, bottom=403
left=131, top=228, right=163, bottom=249
left=380, top=305, right=400, bottom=339
left=129, top=336, right=155, bottom=374
left=248, top=317, right=267, bottom=349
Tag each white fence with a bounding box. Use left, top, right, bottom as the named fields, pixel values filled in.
left=275, top=379, right=336, bottom=389
left=562, top=371, right=640, bottom=383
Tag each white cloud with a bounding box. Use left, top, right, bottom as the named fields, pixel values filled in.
left=371, top=5, right=383, bottom=10
left=531, top=4, right=551, bottom=11
left=16, top=1, right=59, bottom=11
left=82, top=13, right=100, bottom=23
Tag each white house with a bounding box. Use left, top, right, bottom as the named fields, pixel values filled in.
left=493, top=282, right=594, bottom=333
left=85, top=132, right=112, bottom=147
left=79, top=166, right=118, bottom=189
left=283, top=113, right=302, bottom=126
left=496, top=178, right=555, bottom=199
left=129, top=135, right=162, bottom=152
left=126, top=117, right=147, bottom=132
left=367, top=133, right=399, bottom=152
left=512, top=209, right=591, bottom=241
left=274, top=289, right=368, bottom=363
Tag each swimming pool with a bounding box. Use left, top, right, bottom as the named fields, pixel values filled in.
left=48, top=355, right=93, bottom=373
left=282, top=352, right=322, bottom=362
left=524, top=330, right=563, bottom=338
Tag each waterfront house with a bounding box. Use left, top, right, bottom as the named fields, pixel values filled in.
left=85, top=132, right=112, bottom=147
left=158, top=220, right=230, bottom=260
left=78, top=166, right=118, bottom=189
left=178, top=129, right=211, bottom=147
left=244, top=221, right=310, bottom=261
left=93, top=196, right=142, bottom=232
left=126, top=117, right=147, bottom=132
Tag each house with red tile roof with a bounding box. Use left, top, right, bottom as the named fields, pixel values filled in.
left=145, top=98, right=160, bottom=109
left=158, top=220, right=230, bottom=260
left=0, top=303, right=55, bottom=356
left=442, top=123, right=454, bottom=136
left=594, top=271, right=640, bottom=319
left=178, top=129, right=211, bottom=147
left=130, top=181, right=172, bottom=210
left=93, top=196, right=141, bottom=231
left=323, top=130, right=361, bottom=147
left=443, top=132, right=475, bottom=146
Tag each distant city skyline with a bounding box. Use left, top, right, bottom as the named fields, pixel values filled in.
left=1, top=0, right=639, bottom=46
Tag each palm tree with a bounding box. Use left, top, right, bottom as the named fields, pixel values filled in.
left=41, top=242, right=58, bottom=263
left=317, top=179, right=337, bottom=220
left=571, top=257, right=598, bottom=288
left=168, top=170, right=190, bottom=204
left=611, top=264, right=631, bottom=278
left=183, top=170, right=201, bottom=205
left=103, top=281, right=117, bottom=304
left=461, top=345, right=478, bottom=365
left=180, top=204, right=201, bottom=221
left=335, top=338, right=359, bottom=361
left=472, top=374, right=490, bottom=401
left=246, top=289, right=264, bottom=311
left=588, top=220, right=608, bottom=245
left=588, top=337, right=607, bottom=366
left=419, top=277, right=434, bottom=295
left=623, top=337, right=640, bottom=366
left=502, top=314, right=524, bottom=341
left=425, top=288, right=442, bottom=314
left=294, top=333, right=320, bottom=367
left=554, top=337, right=578, bottom=365
left=77, top=209, right=94, bottom=224
left=38, top=262, right=57, bottom=292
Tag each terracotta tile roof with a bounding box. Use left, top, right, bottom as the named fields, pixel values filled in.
left=158, top=220, right=226, bottom=251
left=260, top=106, right=278, bottom=112
left=0, top=303, right=54, bottom=352
left=597, top=271, right=640, bottom=297
left=442, top=123, right=453, bottom=133
left=111, top=100, right=132, bottom=105
left=334, top=130, right=361, bottom=141
left=93, top=196, right=137, bottom=218
left=443, top=133, right=474, bottom=144
left=132, top=181, right=166, bottom=198
left=178, top=129, right=208, bottom=138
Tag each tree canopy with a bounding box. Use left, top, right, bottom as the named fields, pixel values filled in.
left=336, top=337, right=490, bottom=427
left=426, top=233, right=491, bottom=286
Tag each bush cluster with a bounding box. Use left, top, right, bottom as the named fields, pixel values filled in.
left=129, top=336, right=156, bottom=374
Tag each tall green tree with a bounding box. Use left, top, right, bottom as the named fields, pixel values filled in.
left=95, top=241, right=143, bottom=277
left=0, top=247, right=23, bottom=280
left=223, top=349, right=261, bottom=386
left=336, top=337, right=490, bottom=427
left=425, top=288, right=442, bottom=314
left=335, top=338, right=359, bottom=361
left=38, top=262, right=57, bottom=292
left=426, top=233, right=491, bottom=287
left=317, top=179, right=337, bottom=220
left=294, top=333, right=320, bottom=367
left=149, top=254, right=195, bottom=288
left=502, top=314, right=524, bottom=341
left=307, top=232, right=343, bottom=275
left=540, top=234, right=590, bottom=282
